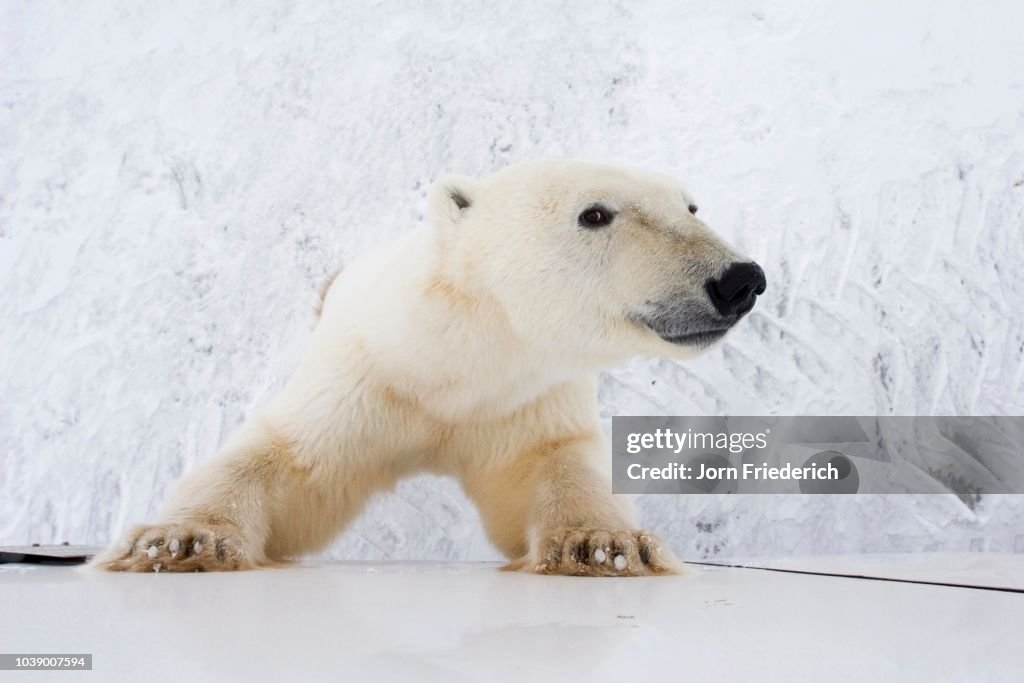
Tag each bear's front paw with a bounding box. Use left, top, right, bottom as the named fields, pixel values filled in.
left=90, top=521, right=255, bottom=572
left=525, top=528, right=687, bottom=576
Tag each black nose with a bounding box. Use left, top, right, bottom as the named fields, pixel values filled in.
left=706, top=261, right=766, bottom=316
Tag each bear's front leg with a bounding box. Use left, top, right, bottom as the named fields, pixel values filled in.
left=92, top=416, right=369, bottom=573
left=90, top=422, right=286, bottom=572
left=463, top=428, right=687, bottom=577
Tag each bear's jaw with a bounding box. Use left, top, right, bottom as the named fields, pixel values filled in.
left=627, top=300, right=740, bottom=350
left=656, top=328, right=730, bottom=347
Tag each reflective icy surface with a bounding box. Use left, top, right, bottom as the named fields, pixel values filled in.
left=1, top=558, right=1022, bottom=682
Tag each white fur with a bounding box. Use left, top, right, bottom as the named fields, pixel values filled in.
left=92, top=160, right=752, bottom=576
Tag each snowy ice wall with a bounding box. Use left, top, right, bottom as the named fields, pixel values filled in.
left=2, top=1, right=1023, bottom=560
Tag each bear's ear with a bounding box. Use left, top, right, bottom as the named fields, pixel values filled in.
left=428, top=174, right=477, bottom=227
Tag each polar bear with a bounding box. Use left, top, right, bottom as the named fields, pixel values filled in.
left=92, top=160, right=765, bottom=576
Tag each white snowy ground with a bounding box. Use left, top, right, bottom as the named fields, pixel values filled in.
left=1, top=1, right=1023, bottom=559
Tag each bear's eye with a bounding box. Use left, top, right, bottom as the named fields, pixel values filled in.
left=579, top=206, right=615, bottom=228
left=688, top=204, right=698, bottom=215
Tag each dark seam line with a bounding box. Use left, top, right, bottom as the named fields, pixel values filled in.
left=687, top=561, right=1024, bottom=594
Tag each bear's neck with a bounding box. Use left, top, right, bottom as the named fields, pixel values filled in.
left=356, top=226, right=612, bottom=420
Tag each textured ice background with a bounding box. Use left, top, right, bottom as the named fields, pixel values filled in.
left=2, top=0, right=1023, bottom=560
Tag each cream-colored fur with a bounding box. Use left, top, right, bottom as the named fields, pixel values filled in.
left=92, top=160, right=754, bottom=576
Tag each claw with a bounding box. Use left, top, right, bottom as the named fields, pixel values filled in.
left=523, top=527, right=684, bottom=577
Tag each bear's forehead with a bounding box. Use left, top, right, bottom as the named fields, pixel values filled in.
left=559, top=172, right=693, bottom=209
left=484, top=160, right=697, bottom=218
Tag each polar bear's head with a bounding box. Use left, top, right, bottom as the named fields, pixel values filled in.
left=428, top=160, right=765, bottom=361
